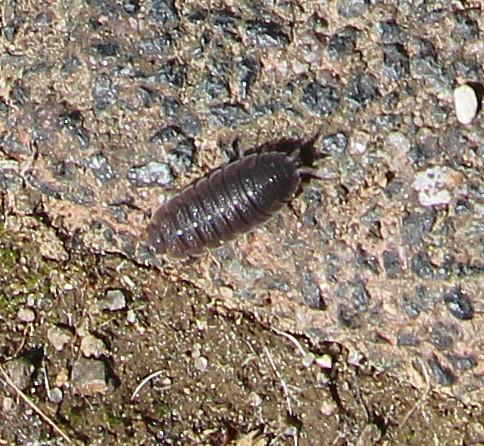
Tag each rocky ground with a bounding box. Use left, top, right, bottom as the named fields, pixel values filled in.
left=0, top=0, right=482, bottom=445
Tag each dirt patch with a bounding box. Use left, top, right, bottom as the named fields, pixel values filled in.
left=0, top=216, right=482, bottom=445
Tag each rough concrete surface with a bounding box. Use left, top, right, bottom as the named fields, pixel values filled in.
left=0, top=0, right=482, bottom=444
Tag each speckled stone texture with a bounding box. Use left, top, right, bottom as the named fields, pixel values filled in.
left=0, top=0, right=482, bottom=403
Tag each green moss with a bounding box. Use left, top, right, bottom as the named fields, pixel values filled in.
left=0, top=245, right=20, bottom=271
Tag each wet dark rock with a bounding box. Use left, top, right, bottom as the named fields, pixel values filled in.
left=177, top=112, right=200, bottom=137
left=402, top=295, right=421, bottom=319
left=94, top=42, right=119, bottom=57
left=318, top=132, right=348, bottom=156
left=71, top=358, right=107, bottom=395
left=123, top=0, right=140, bottom=14
left=384, top=178, right=406, bottom=199
left=351, top=281, right=369, bottom=313
left=0, top=134, right=19, bottom=159
left=3, top=23, right=17, bottom=42
left=0, top=166, right=23, bottom=192
left=411, top=252, right=434, bottom=278
left=402, top=210, right=435, bottom=245
left=0, top=97, right=8, bottom=116
left=139, top=34, right=172, bottom=55
left=128, top=161, right=173, bottom=187
left=382, top=250, right=402, bottom=279
left=447, top=355, right=477, bottom=371
left=149, top=0, right=178, bottom=25
left=208, top=104, right=249, bottom=128
left=151, top=60, right=186, bottom=88
left=442, top=126, right=470, bottom=164
left=237, top=55, right=259, bottom=98
left=186, top=9, right=206, bottom=23
left=337, top=0, right=368, bottom=18
left=65, top=185, right=95, bottom=206
left=150, top=126, right=183, bottom=144
left=74, top=127, right=90, bottom=149
left=137, top=86, right=160, bottom=108
left=382, top=44, right=409, bottom=81
left=356, top=246, right=379, bottom=274
left=338, top=304, right=361, bottom=329
left=411, top=39, right=450, bottom=89
left=210, top=9, right=240, bottom=35
left=454, top=12, right=479, bottom=40
left=302, top=81, right=340, bottom=116
left=312, top=13, right=329, bottom=43
left=58, top=110, right=83, bottom=130
left=11, top=81, right=30, bottom=106
left=246, top=21, right=289, bottom=47
left=397, top=330, right=420, bottom=347
left=325, top=253, right=341, bottom=283
left=427, top=356, right=456, bottom=386
left=372, top=113, right=402, bottom=131
left=161, top=96, right=181, bottom=118
left=24, top=173, right=62, bottom=199
left=408, top=143, right=435, bottom=167
left=92, top=75, right=117, bottom=111
left=85, top=154, right=114, bottom=182
left=377, top=21, right=407, bottom=44
left=414, top=285, right=433, bottom=311
left=346, top=73, right=378, bottom=108
left=452, top=59, right=482, bottom=79
left=200, top=71, right=229, bottom=100
left=455, top=199, right=471, bottom=214
left=429, top=322, right=456, bottom=351
left=300, top=270, right=326, bottom=311
left=443, top=288, right=474, bottom=321
left=167, top=138, right=196, bottom=171
left=328, top=26, right=359, bottom=59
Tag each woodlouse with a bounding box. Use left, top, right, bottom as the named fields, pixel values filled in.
left=147, top=148, right=314, bottom=258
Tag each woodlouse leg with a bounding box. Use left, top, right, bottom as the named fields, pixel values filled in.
left=226, top=138, right=242, bottom=162
left=288, top=147, right=301, bottom=162
left=296, top=166, right=337, bottom=181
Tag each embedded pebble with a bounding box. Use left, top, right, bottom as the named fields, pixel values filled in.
left=2, top=397, right=14, bottom=412
left=47, top=326, right=73, bottom=351
left=320, top=400, right=338, bottom=416
left=81, top=334, right=107, bottom=358
left=315, top=354, right=333, bottom=369
left=302, top=353, right=315, bottom=368
left=444, top=288, right=474, bottom=320
left=194, top=356, right=208, bottom=372
left=349, top=131, right=370, bottom=155
left=47, top=387, right=64, bottom=404
left=126, top=309, right=137, bottom=324
left=128, top=161, right=173, bottom=187
left=454, top=84, right=478, bottom=124
left=4, top=359, right=35, bottom=390
left=97, top=289, right=126, bottom=311
left=385, top=131, right=410, bottom=154
left=71, top=358, right=107, bottom=395
left=413, top=167, right=463, bottom=207
left=17, top=308, right=35, bottom=323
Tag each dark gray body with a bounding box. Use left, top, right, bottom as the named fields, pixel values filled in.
left=147, top=152, right=301, bottom=258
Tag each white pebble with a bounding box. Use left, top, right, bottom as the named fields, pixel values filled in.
left=413, top=167, right=463, bottom=207
left=17, top=308, right=35, bottom=323
left=454, top=84, right=478, bottom=125
left=349, top=131, right=370, bottom=155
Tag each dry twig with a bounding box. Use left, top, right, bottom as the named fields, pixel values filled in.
left=0, top=365, right=73, bottom=445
